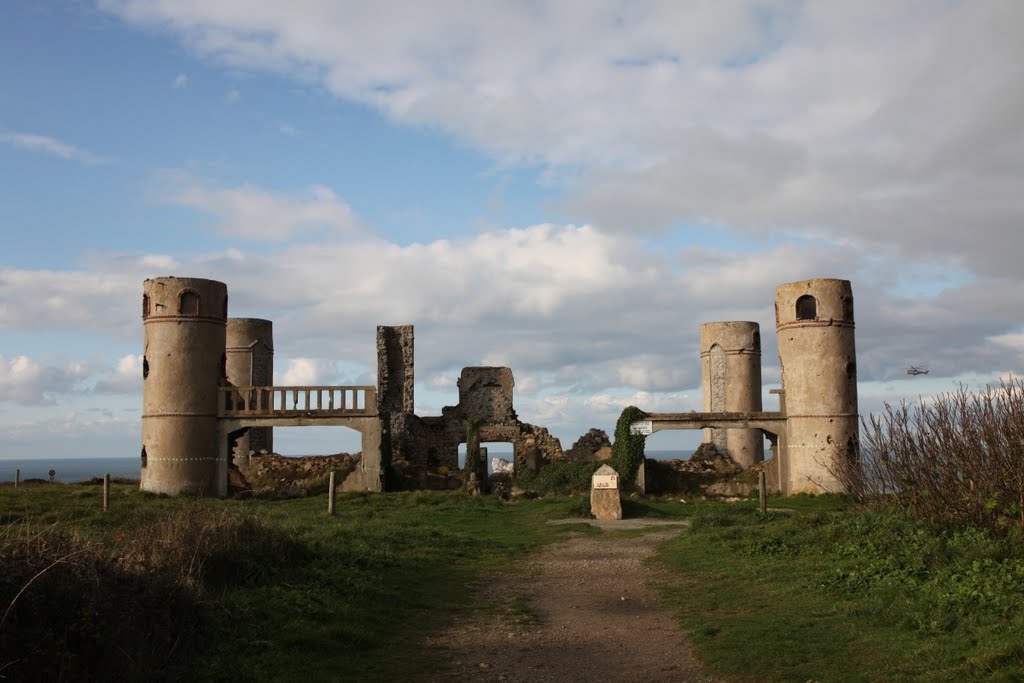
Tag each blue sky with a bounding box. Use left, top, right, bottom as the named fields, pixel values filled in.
left=2, top=1, right=1022, bottom=460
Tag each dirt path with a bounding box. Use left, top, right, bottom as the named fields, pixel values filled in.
left=423, top=519, right=713, bottom=683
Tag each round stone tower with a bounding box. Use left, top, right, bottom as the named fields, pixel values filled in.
left=775, top=278, right=858, bottom=494
left=225, top=318, right=274, bottom=456
left=700, top=321, right=764, bottom=468
left=141, top=277, right=228, bottom=496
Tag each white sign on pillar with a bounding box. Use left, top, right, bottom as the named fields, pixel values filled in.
left=629, top=420, right=653, bottom=436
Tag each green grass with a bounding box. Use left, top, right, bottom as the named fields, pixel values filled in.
left=654, top=495, right=1024, bottom=682
left=0, top=484, right=581, bottom=682
left=5, top=485, right=1024, bottom=682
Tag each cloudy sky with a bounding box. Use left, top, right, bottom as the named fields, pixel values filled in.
left=1, top=1, right=1022, bottom=460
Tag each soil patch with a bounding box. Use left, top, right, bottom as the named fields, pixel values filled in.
left=423, top=519, right=713, bottom=682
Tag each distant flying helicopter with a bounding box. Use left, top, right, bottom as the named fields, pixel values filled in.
left=906, top=365, right=930, bottom=376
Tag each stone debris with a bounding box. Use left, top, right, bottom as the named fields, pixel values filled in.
left=491, top=457, right=514, bottom=474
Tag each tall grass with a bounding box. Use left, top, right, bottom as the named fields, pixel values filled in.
left=840, top=378, right=1024, bottom=532
left=0, top=505, right=299, bottom=681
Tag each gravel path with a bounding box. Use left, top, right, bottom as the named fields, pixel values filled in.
left=423, top=518, right=714, bottom=683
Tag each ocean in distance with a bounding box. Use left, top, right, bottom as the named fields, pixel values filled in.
left=0, top=450, right=697, bottom=483
left=0, top=458, right=140, bottom=483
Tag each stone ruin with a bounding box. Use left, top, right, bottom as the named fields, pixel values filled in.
left=139, top=275, right=859, bottom=498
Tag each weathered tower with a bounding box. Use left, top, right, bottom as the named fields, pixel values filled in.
left=225, top=318, right=274, bottom=457
left=141, top=277, right=228, bottom=496
left=700, top=321, right=764, bottom=467
left=775, top=278, right=858, bottom=494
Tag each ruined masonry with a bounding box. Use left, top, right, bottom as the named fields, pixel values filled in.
left=140, top=276, right=562, bottom=496
left=639, top=278, right=859, bottom=495
left=140, top=275, right=858, bottom=497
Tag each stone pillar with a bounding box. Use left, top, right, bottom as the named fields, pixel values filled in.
left=376, top=325, right=414, bottom=488
left=776, top=278, right=858, bottom=494
left=590, top=464, right=622, bottom=520
left=141, top=277, right=228, bottom=496
left=225, top=318, right=274, bottom=457
left=700, top=321, right=764, bottom=468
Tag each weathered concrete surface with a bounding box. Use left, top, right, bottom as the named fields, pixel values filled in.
left=776, top=278, right=858, bottom=494
left=141, top=276, right=227, bottom=496
left=225, top=317, right=274, bottom=457
left=700, top=321, right=763, bottom=468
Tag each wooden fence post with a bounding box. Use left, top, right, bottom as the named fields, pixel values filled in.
left=758, top=471, right=767, bottom=515
left=102, top=473, right=110, bottom=512
left=328, top=471, right=336, bottom=516
left=14, top=469, right=19, bottom=488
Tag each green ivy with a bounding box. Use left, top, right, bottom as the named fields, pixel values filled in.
left=610, top=405, right=648, bottom=485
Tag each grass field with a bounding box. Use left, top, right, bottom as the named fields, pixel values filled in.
left=2, top=484, right=1022, bottom=681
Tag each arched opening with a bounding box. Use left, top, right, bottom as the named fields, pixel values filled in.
left=142, top=294, right=150, bottom=318
left=751, top=329, right=761, bottom=351
left=140, top=446, right=147, bottom=469
left=143, top=356, right=149, bottom=380
left=845, top=360, right=856, bottom=379
left=796, top=294, right=817, bottom=320
left=220, top=353, right=227, bottom=380
left=223, top=294, right=229, bottom=319
left=179, top=290, right=199, bottom=315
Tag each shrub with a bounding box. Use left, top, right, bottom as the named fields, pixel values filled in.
left=839, top=379, right=1024, bottom=533
left=0, top=506, right=303, bottom=681
left=610, top=406, right=648, bottom=484
left=515, top=460, right=602, bottom=495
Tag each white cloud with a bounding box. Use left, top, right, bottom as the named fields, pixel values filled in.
left=279, top=123, right=298, bottom=136
left=225, top=88, right=240, bottom=102
left=158, top=175, right=364, bottom=240
left=0, top=355, right=89, bottom=405
left=94, top=354, right=143, bottom=394
left=99, top=1, right=1024, bottom=275
left=275, top=358, right=322, bottom=386
left=0, top=131, right=104, bottom=164
left=173, top=73, right=188, bottom=88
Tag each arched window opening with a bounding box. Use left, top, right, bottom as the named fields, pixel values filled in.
left=841, top=296, right=854, bottom=322
left=143, top=356, right=149, bottom=380
left=796, top=294, right=817, bottom=320
left=751, top=329, right=761, bottom=351
left=179, top=290, right=199, bottom=315
left=220, top=353, right=227, bottom=380
left=845, top=361, right=856, bottom=379
left=141, top=446, right=148, bottom=469
left=142, top=294, right=150, bottom=318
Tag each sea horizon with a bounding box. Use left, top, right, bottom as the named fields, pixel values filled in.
left=0, top=449, right=699, bottom=483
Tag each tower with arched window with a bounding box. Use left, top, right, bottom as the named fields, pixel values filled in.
left=141, top=276, right=228, bottom=495
left=699, top=321, right=763, bottom=467
left=225, top=318, right=274, bottom=457
left=775, top=278, right=858, bottom=493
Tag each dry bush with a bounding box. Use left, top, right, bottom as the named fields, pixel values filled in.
left=840, top=379, right=1024, bottom=532
left=0, top=505, right=300, bottom=681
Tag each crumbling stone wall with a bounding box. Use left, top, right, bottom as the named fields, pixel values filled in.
left=386, top=366, right=562, bottom=486
left=455, top=367, right=515, bottom=423
left=377, top=325, right=414, bottom=480
left=563, top=428, right=611, bottom=462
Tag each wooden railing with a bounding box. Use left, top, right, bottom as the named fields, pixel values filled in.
left=218, top=386, right=377, bottom=418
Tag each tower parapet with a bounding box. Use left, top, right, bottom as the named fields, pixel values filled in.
left=141, top=277, right=228, bottom=495
left=775, top=278, right=858, bottom=493
left=700, top=321, right=763, bottom=467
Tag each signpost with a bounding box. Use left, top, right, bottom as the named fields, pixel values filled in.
left=629, top=420, right=653, bottom=436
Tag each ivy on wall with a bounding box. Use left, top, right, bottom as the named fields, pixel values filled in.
left=610, top=405, right=648, bottom=485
